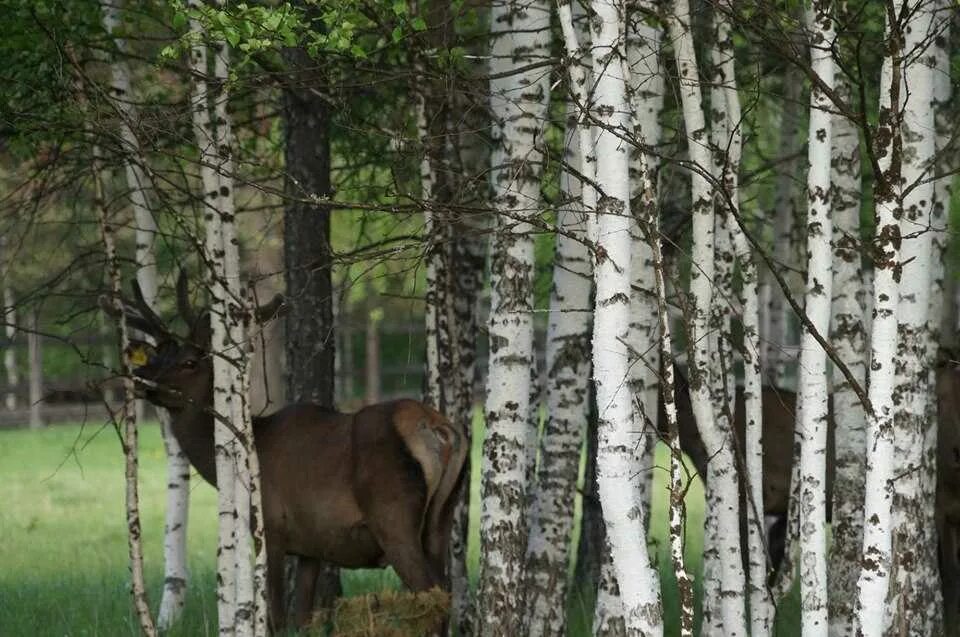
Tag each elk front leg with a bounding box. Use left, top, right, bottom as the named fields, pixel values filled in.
left=293, top=556, right=321, bottom=628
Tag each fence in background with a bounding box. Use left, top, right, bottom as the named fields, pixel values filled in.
left=0, top=318, right=551, bottom=428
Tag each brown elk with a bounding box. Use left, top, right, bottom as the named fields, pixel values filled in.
left=664, top=360, right=960, bottom=626
left=103, top=273, right=468, bottom=632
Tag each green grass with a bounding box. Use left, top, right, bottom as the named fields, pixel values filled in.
left=0, top=421, right=798, bottom=636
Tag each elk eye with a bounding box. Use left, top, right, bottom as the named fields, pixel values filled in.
left=182, top=359, right=198, bottom=369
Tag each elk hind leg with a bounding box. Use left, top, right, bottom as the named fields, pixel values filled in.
left=370, top=508, right=441, bottom=590
left=266, top=544, right=288, bottom=634
left=941, top=523, right=960, bottom=635
left=362, top=479, right=441, bottom=591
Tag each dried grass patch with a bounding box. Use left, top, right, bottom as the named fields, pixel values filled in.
left=308, top=587, right=450, bottom=637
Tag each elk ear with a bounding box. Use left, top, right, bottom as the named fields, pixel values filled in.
left=254, top=294, right=287, bottom=324
left=189, top=311, right=213, bottom=347
left=124, top=340, right=156, bottom=370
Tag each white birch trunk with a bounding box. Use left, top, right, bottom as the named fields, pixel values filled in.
left=826, top=72, right=867, bottom=637
left=418, top=63, right=451, bottom=413
left=27, top=309, right=41, bottom=429
left=797, top=4, right=834, bottom=635
left=643, top=158, right=695, bottom=637
left=704, top=14, right=748, bottom=632
left=99, top=3, right=191, bottom=625
left=188, top=20, right=238, bottom=635
left=711, top=8, right=772, bottom=632
left=1, top=236, right=17, bottom=411
left=887, top=2, right=937, bottom=632
left=625, top=0, right=663, bottom=517
left=93, top=145, right=158, bottom=637
left=589, top=0, right=662, bottom=632
left=476, top=0, right=550, bottom=630
left=523, top=20, right=593, bottom=628
left=667, top=2, right=746, bottom=634
left=594, top=546, right=627, bottom=636
left=211, top=36, right=268, bottom=637
left=854, top=9, right=905, bottom=634
left=190, top=16, right=267, bottom=636
left=925, top=6, right=952, bottom=630
left=766, top=54, right=805, bottom=386
left=525, top=7, right=598, bottom=633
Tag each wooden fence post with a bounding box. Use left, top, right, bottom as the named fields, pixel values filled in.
left=28, top=309, right=42, bottom=428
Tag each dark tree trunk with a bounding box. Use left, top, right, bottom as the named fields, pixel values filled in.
left=575, top=383, right=603, bottom=601
left=281, top=3, right=341, bottom=617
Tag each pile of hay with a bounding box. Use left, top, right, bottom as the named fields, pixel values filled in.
left=308, top=588, right=450, bottom=637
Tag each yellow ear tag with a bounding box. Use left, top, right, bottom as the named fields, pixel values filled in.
left=127, top=344, right=149, bottom=368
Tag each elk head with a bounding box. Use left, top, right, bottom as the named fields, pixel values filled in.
left=101, top=270, right=286, bottom=412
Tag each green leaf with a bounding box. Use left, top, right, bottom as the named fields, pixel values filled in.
left=411, top=16, right=427, bottom=31
left=224, top=27, right=240, bottom=48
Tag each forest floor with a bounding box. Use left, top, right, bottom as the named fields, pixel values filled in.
left=0, top=416, right=799, bottom=636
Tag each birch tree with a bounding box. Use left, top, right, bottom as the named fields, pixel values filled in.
left=702, top=10, right=746, bottom=630
left=796, top=3, right=835, bottom=634
left=93, top=145, right=157, bottom=637
left=764, top=36, right=805, bottom=386
left=625, top=0, right=663, bottom=516
left=887, top=1, right=937, bottom=630
left=710, top=5, right=772, bottom=632
left=99, top=2, right=190, bottom=625
left=854, top=6, right=907, bottom=634
left=666, top=2, right=746, bottom=633
left=523, top=2, right=593, bottom=631
left=1, top=236, right=16, bottom=411
left=825, top=71, right=868, bottom=637
left=476, top=0, right=550, bottom=630
left=589, top=0, right=661, bottom=632
left=188, top=11, right=268, bottom=635
left=925, top=6, right=953, bottom=628
left=640, top=134, right=695, bottom=637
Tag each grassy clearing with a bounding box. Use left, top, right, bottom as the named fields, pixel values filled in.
left=0, top=420, right=798, bottom=636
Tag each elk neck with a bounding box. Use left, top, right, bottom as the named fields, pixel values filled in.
left=162, top=385, right=271, bottom=488
left=163, top=388, right=219, bottom=486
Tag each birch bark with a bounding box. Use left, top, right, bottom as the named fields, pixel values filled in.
left=641, top=152, right=694, bottom=637
left=854, top=7, right=905, bottom=635
left=189, top=14, right=268, bottom=635
left=523, top=3, right=593, bottom=629
left=766, top=59, right=805, bottom=386
left=93, top=145, right=157, bottom=637
left=797, top=3, right=834, bottom=635
left=711, top=6, right=772, bottom=632
left=887, top=1, right=937, bottom=631
left=99, top=3, right=191, bottom=625
left=826, top=72, right=867, bottom=637
left=667, top=2, right=746, bottom=633
left=625, top=0, right=663, bottom=517
left=703, top=11, right=748, bottom=632
left=476, top=0, right=550, bottom=630
left=589, top=0, right=662, bottom=632
left=188, top=22, right=238, bottom=634
left=925, top=6, right=952, bottom=630
left=1, top=236, right=16, bottom=411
